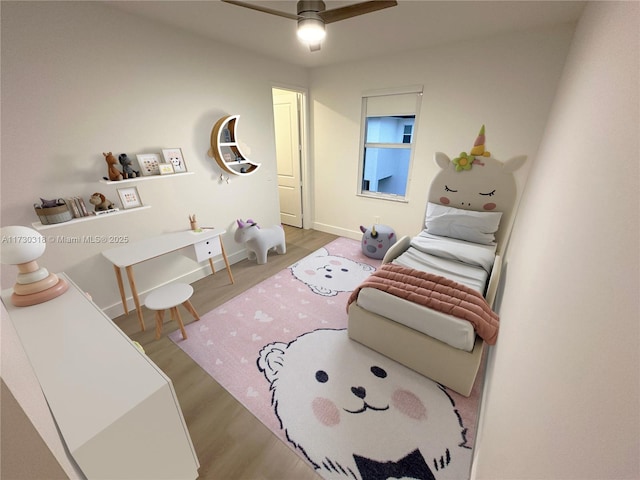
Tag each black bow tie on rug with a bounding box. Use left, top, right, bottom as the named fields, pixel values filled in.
left=353, top=449, right=436, bottom=480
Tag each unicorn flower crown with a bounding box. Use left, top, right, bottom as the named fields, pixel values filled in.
left=453, top=125, right=491, bottom=172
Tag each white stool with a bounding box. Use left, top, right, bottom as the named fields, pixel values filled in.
left=144, top=283, right=200, bottom=340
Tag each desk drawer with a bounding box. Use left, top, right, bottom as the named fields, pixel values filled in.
left=194, top=238, right=222, bottom=262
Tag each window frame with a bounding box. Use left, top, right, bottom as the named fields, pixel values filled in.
left=356, top=85, right=423, bottom=202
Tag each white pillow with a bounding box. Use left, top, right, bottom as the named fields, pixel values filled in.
left=425, top=202, right=502, bottom=245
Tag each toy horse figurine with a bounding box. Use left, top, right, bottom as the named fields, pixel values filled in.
left=234, top=219, right=286, bottom=265
left=103, top=152, right=123, bottom=181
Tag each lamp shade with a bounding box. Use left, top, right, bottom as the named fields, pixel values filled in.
left=0, top=226, right=46, bottom=265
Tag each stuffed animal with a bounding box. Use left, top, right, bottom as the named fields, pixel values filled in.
left=39, top=198, right=64, bottom=208
left=103, top=152, right=123, bottom=181
left=118, top=153, right=139, bottom=179
left=234, top=219, right=286, bottom=265
left=359, top=224, right=396, bottom=259
left=89, top=192, right=115, bottom=212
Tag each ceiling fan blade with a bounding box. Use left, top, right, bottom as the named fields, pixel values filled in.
left=221, top=0, right=301, bottom=21
left=319, top=0, right=397, bottom=24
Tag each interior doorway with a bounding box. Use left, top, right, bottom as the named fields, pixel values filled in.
left=272, top=87, right=305, bottom=228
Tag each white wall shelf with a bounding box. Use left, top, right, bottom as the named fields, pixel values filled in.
left=32, top=206, right=152, bottom=230
left=99, top=171, right=194, bottom=185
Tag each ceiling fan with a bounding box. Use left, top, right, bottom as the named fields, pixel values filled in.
left=222, top=0, right=398, bottom=51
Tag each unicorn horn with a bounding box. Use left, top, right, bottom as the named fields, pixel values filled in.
left=470, top=125, right=490, bottom=157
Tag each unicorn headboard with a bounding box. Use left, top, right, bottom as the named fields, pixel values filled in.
left=427, top=126, right=526, bottom=253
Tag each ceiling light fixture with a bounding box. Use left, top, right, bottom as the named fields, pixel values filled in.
left=223, top=0, right=397, bottom=52
left=297, top=14, right=326, bottom=46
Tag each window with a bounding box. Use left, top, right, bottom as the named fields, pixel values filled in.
left=358, top=87, right=423, bottom=201
left=402, top=125, right=413, bottom=144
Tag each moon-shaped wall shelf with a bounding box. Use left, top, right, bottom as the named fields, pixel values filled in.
left=209, top=115, right=261, bottom=176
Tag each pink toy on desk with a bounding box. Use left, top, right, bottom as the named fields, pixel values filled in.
left=188, top=214, right=202, bottom=232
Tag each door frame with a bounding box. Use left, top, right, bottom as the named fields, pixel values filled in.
left=272, top=83, right=311, bottom=229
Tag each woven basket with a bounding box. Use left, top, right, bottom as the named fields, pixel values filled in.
left=34, top=200, right=73, bottom=225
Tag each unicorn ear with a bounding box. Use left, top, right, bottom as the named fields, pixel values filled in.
left=434, top=152, right=451, bottom=169
left=237, top=219, right=245, bottom=228
left=503, top=155, right=527, bottom=173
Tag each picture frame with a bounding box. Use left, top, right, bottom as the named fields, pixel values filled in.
left=158, top=163, right=175, bottom=175
left=136, top=153, right=162, bottom=176
left=162, top=148, right=187, bottom=173
left=117, top=186, right=143, bottom=210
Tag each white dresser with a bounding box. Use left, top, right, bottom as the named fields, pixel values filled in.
left=1, top=273, right=200, bottom=479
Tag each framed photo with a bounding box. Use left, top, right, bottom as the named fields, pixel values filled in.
left=162, top=148, right=187, bottom=173
left=136, top=153, right=161, bottom=176
left=158, top=163, right=175, bottom=175
left=117, top=186, right=143, bottom=210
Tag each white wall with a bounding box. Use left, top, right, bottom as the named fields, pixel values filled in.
left=309, top=24, right=575, bottom=240
left=474, top=2, right=639, bottom=478
left=0, top=1, right=308, bottom=314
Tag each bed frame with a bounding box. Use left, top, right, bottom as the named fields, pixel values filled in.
left=348, top=146, right=525, bottom=397
left=348, top=237, right=501, bottom=396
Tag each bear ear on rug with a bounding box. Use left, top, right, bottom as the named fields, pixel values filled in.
left=257, top=342, right=288, bottom=384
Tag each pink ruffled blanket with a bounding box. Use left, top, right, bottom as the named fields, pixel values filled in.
left=347, top=263, right=499, bottom=345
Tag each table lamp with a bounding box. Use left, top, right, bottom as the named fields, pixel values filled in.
left=0, top=225, right=68, bottom=306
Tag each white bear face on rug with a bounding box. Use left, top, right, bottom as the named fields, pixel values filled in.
left=258, top=329, right=472, bottom=480
left=290, top=248, right=375, bottom=297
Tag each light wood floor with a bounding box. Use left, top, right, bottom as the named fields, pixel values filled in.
left=114, top=226, right=337, bottom=480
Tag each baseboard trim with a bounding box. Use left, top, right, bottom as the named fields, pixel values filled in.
left=312, top=222, right=360, bottom=241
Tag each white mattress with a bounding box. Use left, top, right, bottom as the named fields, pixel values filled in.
left=356, top=232, right=496, bottom=352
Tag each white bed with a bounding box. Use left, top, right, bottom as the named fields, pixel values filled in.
left=348, top=235, right=502, bottom=396
left=356, top=231, right=496, bottom=352
left=348, top=146, right=526, bottom=396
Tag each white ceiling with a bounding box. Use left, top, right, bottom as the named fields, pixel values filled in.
left=106, top=1, right=585, bottom=69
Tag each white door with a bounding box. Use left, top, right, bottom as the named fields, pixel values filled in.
left=273, top=88, right=303, bottom=228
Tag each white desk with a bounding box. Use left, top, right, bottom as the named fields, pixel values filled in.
left=1, top=274, right=200, bottom=479
left=102, top=228, right=233, bottom=331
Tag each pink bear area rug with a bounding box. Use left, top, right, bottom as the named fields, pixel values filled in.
left=169, top=237, right=484, bottom=480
